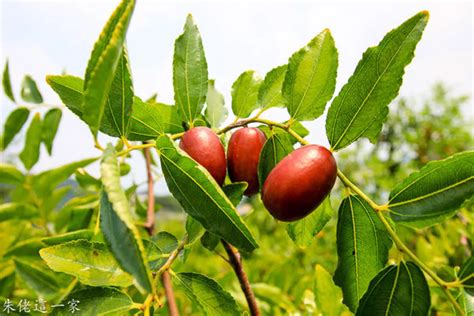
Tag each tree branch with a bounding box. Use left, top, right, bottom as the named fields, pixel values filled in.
left=143, top=147, right=179, bottom=316
left=221, top=240, right=260, bottom=316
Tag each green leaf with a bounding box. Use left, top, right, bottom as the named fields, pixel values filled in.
left=186, top=215, right=205, bottom=244
left=172, top=272, right=240, bottom=316
left=4, top=238, right=46, bottom=258
left=14, top=259, right=61, bottom=300
left=41, top=108, right=62, bottom=155
left=0, top=203, right=38, bottom=222
left=457, top=288, right=474, bottom=316
left=2, top=60, right=15, bottom=102
left=173, top=14, right=208, bottom=125
left=51, top=287, right=135, bottom=316
left=314, top=265, right=350, bottom=316
left=259, top=120, right=309, bottom=145
left=389, top=151, right=474, bottom=228
left=100, top=145, right=153, bottom=293
left=201, top=231, right=220, bottom=251
left=19, top=113, right=42, bottom=170
left=222, top=182, right=248, bottom=207
left=258, top=65, right=287, bottom=110
left=283, top=29, right=338, bottom=121
left=46, top=75, right=84, bottom=116
left=460, top=255, right=474, bottom=296
left=334, top=195, right=392, bottom=311
left=102, top=47, right=134, bottom=137
left=205, top=80, right=227, bottom=128
left=258, top=131, right=293, bottom=188
left=287, top=197, right=333, bottom=248
left=83, top=0, right=136, bottom=136
left=326, top=11, right=429, bottom=151
left=21, top=75, right=43, bottom=103
left=231, top=70, right=262, bottom=118
left=152, top=232, right=178, bottom=253
left=40, top=239, right=133, bottom=287
left=252, top=283, right=296, bottom=312
left=41, top=229, right=94, bottom=246
left=0, top=163, right=24, bottom=184
left=2, top=107, right=30, bottom=150
left=156, top=135, right=258, bottom=252
left=356, top=261, right=431, bottom=315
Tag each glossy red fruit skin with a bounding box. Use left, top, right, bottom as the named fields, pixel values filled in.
left=227, top=127, right=266, bottom=196
left=179, top=127, right=226, bottom=186
left=262, top=145, right=337, bottom=222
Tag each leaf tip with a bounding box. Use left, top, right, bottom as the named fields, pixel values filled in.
left=420, top=10, right=430, bottom=19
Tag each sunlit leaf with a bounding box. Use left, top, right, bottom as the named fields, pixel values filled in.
left=259, top=65, right=287, bottom=110
left=19, top=113, right=42, bottom=170
left=231, top=70, right=262, bottom=118
left=205, top=80, right=227, bottom=128
left=21, top=75, right=43, bottom=103
left=2, top=107, right=29, bottom=150
left=41, top=108, right=62, bottom=155
left=2, top=60, right=15, bottom=102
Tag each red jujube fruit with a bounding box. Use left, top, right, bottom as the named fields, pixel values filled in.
left=227, top=127, right=266, bottom=196
left=261, top=144, right=337, bottom=222
left=179, top=127, right=227, bottom=186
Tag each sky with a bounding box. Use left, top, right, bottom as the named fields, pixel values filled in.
left=1, top=0, right=472, bottom=194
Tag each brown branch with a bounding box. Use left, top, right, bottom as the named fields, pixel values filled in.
left=143, top=146, right=179, bottom=316
left=221, top=240, right=260, bottom=316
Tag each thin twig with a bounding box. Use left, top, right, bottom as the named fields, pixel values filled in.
left=143, top=146, right=179, bottom=316
left=221, top=240, right=260, bottom=316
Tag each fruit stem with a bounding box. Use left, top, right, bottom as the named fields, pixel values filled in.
left=221, top=240, right=260, bottom=316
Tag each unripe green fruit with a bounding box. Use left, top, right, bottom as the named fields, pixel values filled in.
left=262, top=144, right=337, bottom=222
left=227, top=127, right=266, bottom=196
left=179, top=127, right=227, bottom=186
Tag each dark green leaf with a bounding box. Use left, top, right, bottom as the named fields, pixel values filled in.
left=19, top=113, right=42, bottom=170
left=41, top=108, right=62, bottom=155
left=102, top=47, right=134, bottom=137
left=314, top=264, right=350, bottom=316
left=287, top=197, right=333, bottom=248
left=2, top=107, right=29, bottom=150
left=152, top=231, right=178, bottom=254
left=334, top=195, right=392, bottom=311
left=157, top=135, right=258, bottom=252
left=201, top=231, right=220, bottom=251
left=41, top=229, right=94, bottom=246
left=172, top=272, right=240, bottom=316
left=205, top=80, right=227, bottom=128
left=173, top=14, right=208, bottom=125
left=14, top=259, right=60, bottom=300
left=258, top=65, right=287, bottom=110
left=283, top=29, right=337, bottom=121
left=21, top=75, right=43, bottom=103
left=0, top=163, right=24, bottom=184
left=186, top=215, right=205, bottom=244
left=40, top=239, right=133, bottom=287
left=326, top=12, right=429, bottom=151
left=356, top=262, right=431, bottom=316
left=83, top=0, right=136, bottom=136
left=100, top=145, right=152, bottom=293
left=51, top=287, right=135, bottom=316
left=258, top=131, right=293, bottom=188
left=460, top=255, right=474, bottom=296
left=2, top=60, right=15, bottom=101
left=389, top=151, right=474, bottom=228
left=231, top=70, right=262, bottom=118
left=0, top=203, right=38, bottom=222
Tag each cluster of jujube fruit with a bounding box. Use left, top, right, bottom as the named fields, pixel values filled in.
left=179, top=126, right=338, bottom=222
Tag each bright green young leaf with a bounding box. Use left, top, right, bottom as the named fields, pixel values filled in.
left=83, top=0, right=136, bottom=136
left=100, top=145, right=153, bottom=293
left=334, top=195, right=392, bottom=311
left=173, top=14, right=208, bottom=125
left=460, top=255, right=474, bottom=296
left=102, top=47, right=134, bottom=137
left=231, top=70, right=262, bottom=118
left=52, top=287, right=135, bottom=316
left=457, top=288, right=474, bottom=316
left=40, top=239, right=133, bottom=287
left=222, top=182, right=248, bottom=207
left=287, top=197, right=333, bottom=248
left=258, top=131, right=293, bottom=188
left=46, top=75, right=84, bottom=116
left=259, top=64, right=287, bottom=110
left=21, top=75, right=43, bottom=103
left=172, top=272, right=240, bottom=316
left=326, top=11, right=429, bottom=151
left=0, top=203, right=38, bottom=222
left=2, top=60, right=15, bottom=102
left=156, top=135, right=258, bottom=252
left=41, top=108, right=62, bottom=155
left=314, top=265, right=350, bottom=316
left=0, top=163, right=24, bottom=184
left=2, top=107, right=29, bottom=150
left=41, top=229, right=94, bottom=246
left=19, top=113, right=42, bottom=170
left=205, top=80, right=227, bottom=128
left=14, top=259, right=61, bottom=300
left=283, top=29, right=338, bottom=121
left=389, top=151, right=474, bottom=228
left=356, top=262, right=431, bottom=315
